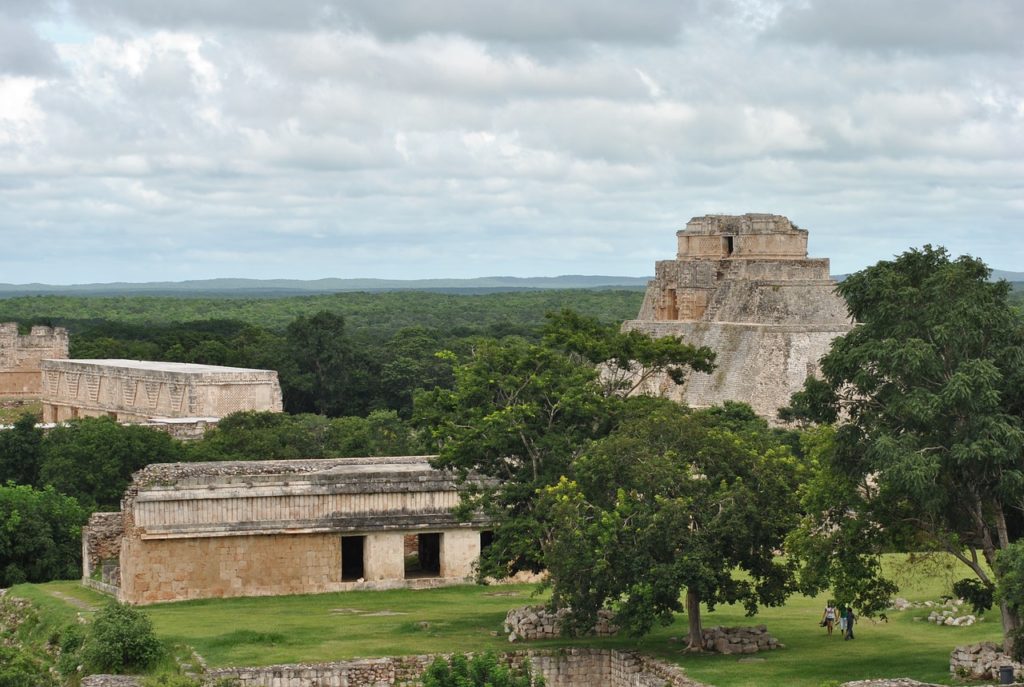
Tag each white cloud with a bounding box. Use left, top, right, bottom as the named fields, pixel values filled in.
left=0, top=0, right=1020, bottom=283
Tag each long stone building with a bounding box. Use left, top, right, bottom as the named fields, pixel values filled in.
left=623, top=213, right=853, bottom=419
left=83, top=456, right=489, bottom=604
left=40, top=359, right=282, bottom=423
left=0, top=322, right=68, bottom=398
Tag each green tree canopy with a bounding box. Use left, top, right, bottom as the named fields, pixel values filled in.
left=542, top=401, right=802, bottom=647
left=185, top=409, right=425, bottom=461
left=782, top=245, right=1024, bottom=648
left=39, top=417, right=184, bottom=511
left=414, top=310, right=716, bottom=579
left=0, top=484, right=88, bottom=586
left=0, top=413, right=44, bottom=486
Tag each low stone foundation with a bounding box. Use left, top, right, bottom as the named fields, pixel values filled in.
left=204, top=650, right=707, bottom=687
left=950, top=641, right=1024, bottom=681
left=503, top=605, right=618, bottom=641
left=699, top=625, right=783, bottom=654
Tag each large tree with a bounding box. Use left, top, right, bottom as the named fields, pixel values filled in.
left=782, top=246, right=1024, bottom=649
left=542, top=401, right=802, bottom=647
left=414, top=310, right=714, bottom=577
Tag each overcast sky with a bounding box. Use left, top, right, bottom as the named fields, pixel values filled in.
left=1, top=0, right=1021, bottom=284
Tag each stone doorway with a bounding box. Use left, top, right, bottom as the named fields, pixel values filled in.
left=405, top=533, right=441, bottom=578
left=341, top=536, right=365, bottom=581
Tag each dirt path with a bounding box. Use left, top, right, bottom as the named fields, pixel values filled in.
left=50, top=590, right=99, bottom=611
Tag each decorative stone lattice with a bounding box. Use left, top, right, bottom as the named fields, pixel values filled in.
left=503, top=605, right=618, bottom=642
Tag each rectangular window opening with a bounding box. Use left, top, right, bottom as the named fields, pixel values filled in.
left=405, top=532, right=441, bottom=579
left=724, top=236, right=735, bottom=256
left=341, top=536, right=365, bottom=582
left=480, top=530, right=494, bottom=551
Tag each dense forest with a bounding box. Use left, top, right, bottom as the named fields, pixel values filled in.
left=0, top=290, right=644, bottom=418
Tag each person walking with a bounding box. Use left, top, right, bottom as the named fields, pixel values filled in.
left=822, top=602, right=838, bottom=637
left=844, top=606, right=855, bottom=640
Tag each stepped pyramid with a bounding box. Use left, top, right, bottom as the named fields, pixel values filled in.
left=622, top=213, right=853, bottom=420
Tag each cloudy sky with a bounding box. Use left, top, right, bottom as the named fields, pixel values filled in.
left=1, top=0, right=1021, bottom=284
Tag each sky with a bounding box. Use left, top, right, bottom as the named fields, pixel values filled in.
left=0, top=0, right=1021, bottom=284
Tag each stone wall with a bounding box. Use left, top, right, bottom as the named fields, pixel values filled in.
left=950, top=641, right=1023, bottom=681
left=621, top=322, right=847, bottom=419
left=40, top=358, right=282, bottom=423
left=699, top=625, right=783, bottom=654
left=0, top=322, right=68, bottom=398
left=82, top=511, right=124, bottom=584
left=203, top=650, right=710, bottom=687
left=503, top=605, right=618, bottom=641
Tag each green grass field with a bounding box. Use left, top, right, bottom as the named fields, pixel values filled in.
left=8, top=554, right=1004, bottom=687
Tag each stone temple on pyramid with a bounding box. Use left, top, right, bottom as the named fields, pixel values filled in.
left=622, top=213, right=854, bottom=420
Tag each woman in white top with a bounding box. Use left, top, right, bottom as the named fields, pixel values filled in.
left=822, top=602, right=838, bottom=637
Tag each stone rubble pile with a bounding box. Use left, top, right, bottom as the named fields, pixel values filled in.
left=949, top=641, right=1024, bottom=681
left=889, top=597, right=962, bottom=611
left=889, top=597, right=977, bottom=626
left=503, top=605, right=618, bottom=642
left=925, top=608, right=976, bottom=626
left=699, top=625, right=783, bottom=654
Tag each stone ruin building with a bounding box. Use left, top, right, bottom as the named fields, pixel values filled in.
left=0, top=322, right=68, bottom=398
left=40, top=359, right=283, bottom=432
left=622, top=213, right=853, bottom=419
left=83, top=456, right=489, bottom=604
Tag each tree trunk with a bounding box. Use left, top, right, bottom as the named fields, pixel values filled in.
left=686, top=589, right=703, bottom=651
left=1001, top=599, right=1021, bottom=655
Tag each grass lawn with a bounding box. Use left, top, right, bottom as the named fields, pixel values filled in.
left=9, top=554, right=1004, bottom=687
left=0, top=399, right=41, bottom=424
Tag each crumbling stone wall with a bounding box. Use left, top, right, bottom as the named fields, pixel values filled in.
left=0, top=322, right=68, bottom=398
left=203, top=650, right=710, bottom=687
left=950, top=641, right=1023, bottom=681
left=699, top=625, right=783, bottom=654
left=503, top=605, right=618, bottom=641
left=82, top=511, right=124, bottom=585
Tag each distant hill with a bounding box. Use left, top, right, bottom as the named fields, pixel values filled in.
left=0, top=275, right=652, bottom=298
left=1, top=268, right=1017, bottom=298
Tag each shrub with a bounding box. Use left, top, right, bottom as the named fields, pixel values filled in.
left=0, top=645, right=57, bottom=687
left=423, top=652, right=544, bottom=687
left=953, top=577, right=994, bottom=614
left=81, top=601, right=163, bottom=673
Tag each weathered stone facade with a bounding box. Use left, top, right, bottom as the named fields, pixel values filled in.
left=87, top=456, right=490, bottom=605
left=0, top=322, right=68, bottom=398
left=623, top=214, right=854, bottom=420
left=40, top=359, right=282, bottom=423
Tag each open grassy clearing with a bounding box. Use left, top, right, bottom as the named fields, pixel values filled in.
left=9, top=554, right=1003, bottom=687
left=0, top=399, right=40, bottom=424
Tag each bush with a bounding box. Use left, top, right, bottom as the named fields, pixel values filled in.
left=953, top=577, right=994, bottom=614
left=423, top=652, right=544, bottom=687
left=0, top=645, right=57, bottom=687
left=81, top=601, right=163, bottom=673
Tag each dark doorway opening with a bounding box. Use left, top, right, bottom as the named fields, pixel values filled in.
left=480, top=530, right=494, bottom=551
left=724, top=236, right=735, bottom=256
left=405, top=533, right=441, bottom=578
left=341, top=536, right=365, bottom=581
